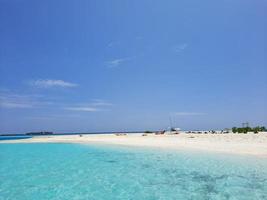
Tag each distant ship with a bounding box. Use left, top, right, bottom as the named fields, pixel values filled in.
left=26, top=131, right=53, bottom=135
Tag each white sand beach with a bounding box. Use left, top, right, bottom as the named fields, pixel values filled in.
left=1, top=132, right=267, bottom=157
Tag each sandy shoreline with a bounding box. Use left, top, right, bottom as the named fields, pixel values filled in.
left=1, top=132, right=267, bottom=157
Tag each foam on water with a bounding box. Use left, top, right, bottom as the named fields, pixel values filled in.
left=0, top=143, right=266, bottom=200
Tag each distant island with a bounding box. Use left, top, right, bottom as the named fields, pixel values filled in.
left=25, top=131, right=53, bottom=136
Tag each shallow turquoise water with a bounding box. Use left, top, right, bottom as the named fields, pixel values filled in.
left=0, top=143, right=267, bottom=200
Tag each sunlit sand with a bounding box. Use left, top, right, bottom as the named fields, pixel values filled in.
left=2, top=132, right=267, bottom=157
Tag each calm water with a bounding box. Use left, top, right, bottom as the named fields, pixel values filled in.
left=0, top=136, right=32, bottom=140
left=0, top=143, right=266, bottom=200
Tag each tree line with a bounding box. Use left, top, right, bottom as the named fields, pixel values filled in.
left=232, top=126, right=266, bottom=133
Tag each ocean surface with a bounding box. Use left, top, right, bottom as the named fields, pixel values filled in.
left=0, top=136, right=32, bottom=140
left=0, top=143, right=266, bottom=200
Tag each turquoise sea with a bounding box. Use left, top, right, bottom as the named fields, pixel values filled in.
left=0, top=143, right=267, bottom=200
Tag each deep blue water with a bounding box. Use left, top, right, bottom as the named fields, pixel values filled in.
left=0, top=136, right=32, bottom=140
left=0, top=143, right=266, bottom=200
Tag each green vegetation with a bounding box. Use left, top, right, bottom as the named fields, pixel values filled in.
left=232, top=126, right=266, bottom=134
left=144, top=130, right=153, bottom=133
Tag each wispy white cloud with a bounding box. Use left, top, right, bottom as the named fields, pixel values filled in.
left=0, top=87, right=111, bottom=114
left=25, top=114, right=82, bottom=120
left=0, top=93, right=38, bottom=109
left=31, top=79, right=78, bottom=88
left=173, top=43, right=188, bottom=54
left=174, top=112, right=205, bottom=116
left=90, top=99, right=113, bottom=106
left=0, top=92, right=51, bottom=109
left=0, top=102, right=33, bottom=108
left=64, top=99, right=112, bottom=112
left=106, top=57, right=132, bottom=68
left=64, top=107, right=99, bottom=112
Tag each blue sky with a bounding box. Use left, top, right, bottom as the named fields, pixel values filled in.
left=0, top=0, right=266, bottom=133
